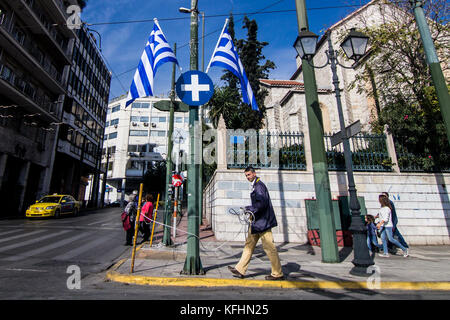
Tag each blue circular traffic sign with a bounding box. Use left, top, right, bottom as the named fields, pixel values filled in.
left=175, top=70, right=214, bottom=106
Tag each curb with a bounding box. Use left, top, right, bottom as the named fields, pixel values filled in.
left=105, top=259, right=450, bottom=291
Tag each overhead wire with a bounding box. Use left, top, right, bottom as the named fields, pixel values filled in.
left=110, top=1, right=371, bottom=80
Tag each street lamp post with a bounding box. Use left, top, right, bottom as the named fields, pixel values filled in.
left=294, top=28, right=374, bottom=273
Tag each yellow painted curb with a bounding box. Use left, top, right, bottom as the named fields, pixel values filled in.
left=105, top=265, right=450, bottom=291
left=106, top=247, right=450, bottom=291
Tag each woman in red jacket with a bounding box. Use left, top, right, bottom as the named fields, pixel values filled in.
left=140, top=194, right=154, bottom=243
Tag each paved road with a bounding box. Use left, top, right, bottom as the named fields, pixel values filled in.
left=0, top=208, right=448, bottom=301
left=0, top=207, right=129, bottom=299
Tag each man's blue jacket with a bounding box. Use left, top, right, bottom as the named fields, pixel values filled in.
left=245, top=178, right=278, bottom=234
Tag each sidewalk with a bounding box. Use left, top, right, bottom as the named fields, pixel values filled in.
left=107, top=213, right=450, bottom=291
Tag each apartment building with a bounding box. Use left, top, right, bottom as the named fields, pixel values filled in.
left=101, top=95, right=191, bottom=204
left=50, top=22, right=111, bottom=206
left=0, top=0, right=110, bottom=217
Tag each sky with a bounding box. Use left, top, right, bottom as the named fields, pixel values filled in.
left=80, top=0, right=372, bottom=101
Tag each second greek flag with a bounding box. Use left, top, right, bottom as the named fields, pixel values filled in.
left=206, top=19, right=259, bottom=111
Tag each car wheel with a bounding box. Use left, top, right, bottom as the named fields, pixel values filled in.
left=54, top=210, right=61, bottom=219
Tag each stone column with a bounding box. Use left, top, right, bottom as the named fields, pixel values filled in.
left=384, top=125, right=400, bottom=173
left=216, top=115, right=227, bottom=170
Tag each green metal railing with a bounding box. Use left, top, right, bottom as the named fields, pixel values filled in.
left=227, top=131, right=306, bottom=170
left=226, top=130, right=450, bottom=173
left=324, top=132, right=392, bottom=172
left=394, top=136, right=450, bottom=172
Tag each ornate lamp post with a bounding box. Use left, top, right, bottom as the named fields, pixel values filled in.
left=294, top=28, right=374, bottom=273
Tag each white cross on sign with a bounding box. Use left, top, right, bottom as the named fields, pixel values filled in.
left=181, top=74, right=210, bottom=102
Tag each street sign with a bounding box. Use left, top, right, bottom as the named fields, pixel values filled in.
left=175, top=70, right=214, bottom=106
left=330, top=120, right=362, bottom=147
left=153, top=100, right=189, bottom=113
left=172, top=174, right=183, bottom=187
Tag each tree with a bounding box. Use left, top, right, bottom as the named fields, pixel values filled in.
left=350, top=0, right=450, bottom=170
left=207, top=15, right=275, bottom=131
left=78, top=0, right=88, bottom=9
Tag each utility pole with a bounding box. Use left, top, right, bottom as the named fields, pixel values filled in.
left=294, top=0, right=339, bottom=263
left=100, top=147, right=110, bottom=208
left=198, top=11, right=205, bottom=229
left=182, top=0, right=204, bottom=275
left=163, top=43, right=177, bottom=246
left=410, top=0, right=450, bottom=145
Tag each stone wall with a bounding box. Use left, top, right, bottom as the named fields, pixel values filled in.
left=204, top=169, right=450, bottom=245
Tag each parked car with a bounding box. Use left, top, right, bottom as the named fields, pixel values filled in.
left=108, top=200, right=122, bottom=207
left=26, top=194, right=81, bottom=218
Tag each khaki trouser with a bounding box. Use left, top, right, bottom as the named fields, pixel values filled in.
left=235, top=228, right=283, bottom=277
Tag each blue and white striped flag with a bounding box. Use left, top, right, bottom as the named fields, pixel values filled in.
left=206, top=19, right=259, bottom=111
left=126, top=19, right=178, bottom=107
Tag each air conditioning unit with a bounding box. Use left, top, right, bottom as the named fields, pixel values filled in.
left=143, top=122, right=149, bottom=127
left=132, top=122, right=137, bottom=126
left=114, top=124, right=118, bottom=128
left=151, top=123, right=157, bottom=128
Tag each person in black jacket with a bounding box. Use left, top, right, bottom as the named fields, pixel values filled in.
left=123, top=195, right=137, bottom=246
left=228, top=166, right=284, bottom=280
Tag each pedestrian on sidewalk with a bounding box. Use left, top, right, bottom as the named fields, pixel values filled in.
left=228, top=166, right=285, bottom=281
left=123, top=195, right=138, bottom=246
left=365, top=214, right=382, bottom=255
left=381, top=192, right=409, bottom=250
left=139, top=194, right=154, bottom=243
left=376, top=195, right=409, bottom=258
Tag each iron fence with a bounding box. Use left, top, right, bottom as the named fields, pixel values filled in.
left=226, top=130, right=306, bottom=170
left=324, top=132, right=392, bottom=172
left=394, top=136, right=450, bottom=172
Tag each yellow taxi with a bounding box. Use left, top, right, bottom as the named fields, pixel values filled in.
left=26, top=194, right=81, bottom=218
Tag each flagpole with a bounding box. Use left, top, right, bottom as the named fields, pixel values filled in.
left=205, top=19, right=228, bottom=73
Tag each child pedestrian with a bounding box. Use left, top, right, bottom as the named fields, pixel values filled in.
left=365, top=214, right=382, bottom=255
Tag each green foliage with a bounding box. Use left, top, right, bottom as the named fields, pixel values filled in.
left=143, top=161, right=166, bottom=195
left=349, top=0, right=450, bottom=172
left=374, top=86, right=450, bottom=171
left=207, top=15, right=275, bottom=131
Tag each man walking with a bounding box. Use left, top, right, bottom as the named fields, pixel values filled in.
left=228, top=166, right=285, bottom=280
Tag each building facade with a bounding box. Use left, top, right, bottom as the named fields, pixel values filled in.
left=0, top=0, right=110, bottom=217
left=100, top=95, right=191, bottom=204
left=50, top=23, right=111, bottom=207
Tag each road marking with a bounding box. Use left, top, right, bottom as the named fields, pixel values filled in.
left=3, top=232, right=90, bottom=261
left=0, top=230, right=70, bottom=254
left=2, top=268, right=48, bottom=273
left=53, top=236, right=113, bottom=261
left=0, top=229, right=47, bottom=244
left=0, top=228, right=26, bottom=237
left=87, top=221, right=105, bottom=226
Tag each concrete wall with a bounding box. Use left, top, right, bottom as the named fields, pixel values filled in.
left=204, top=169, right=450, bottom=245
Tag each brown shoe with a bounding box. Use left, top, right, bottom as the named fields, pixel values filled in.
left=228, top=266, right=244, bottom=279
left=265, top=275, right=285, bottom=281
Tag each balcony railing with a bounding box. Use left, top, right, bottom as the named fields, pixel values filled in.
left=23, top=0, right=69, bottom=54
left=1, top=17, right=64, bottom=85
left=0, top=63, right=61, bottom=119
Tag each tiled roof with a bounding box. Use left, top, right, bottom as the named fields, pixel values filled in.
left=259, top=79, right=304, bottom=87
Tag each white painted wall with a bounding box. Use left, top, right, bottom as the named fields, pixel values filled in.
left=204, top=169, right=450, bottom=245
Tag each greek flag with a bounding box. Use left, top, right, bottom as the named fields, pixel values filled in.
left=206, top=19, right=259, bottom=111
left=126, top=19, right=178, bottom=107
